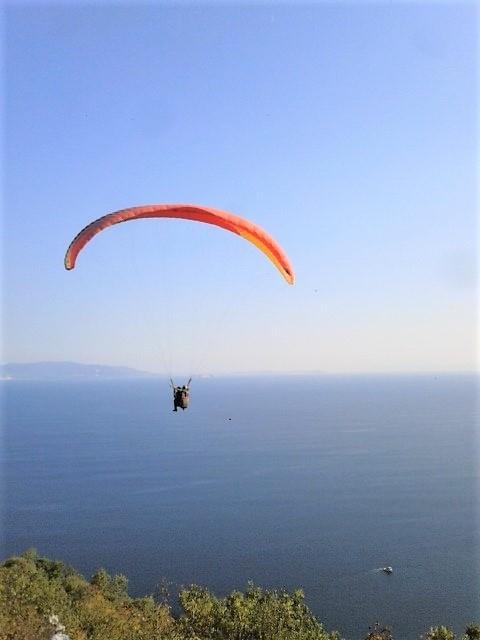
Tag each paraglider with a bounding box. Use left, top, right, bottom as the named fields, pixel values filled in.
left=65, top=204, right=294, bottom=412
left=170, top=378, right=191, bottom=412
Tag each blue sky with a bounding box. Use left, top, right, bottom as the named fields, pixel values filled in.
left=3, top=2, right=477, bottom=374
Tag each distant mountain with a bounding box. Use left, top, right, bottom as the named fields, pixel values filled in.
left=0, top=361, right=159, bottom=380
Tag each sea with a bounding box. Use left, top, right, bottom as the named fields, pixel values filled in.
left=2, top=374, right=479, bottom=639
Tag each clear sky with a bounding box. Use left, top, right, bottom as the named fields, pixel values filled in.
left=3, top=1, right=478, bottom=375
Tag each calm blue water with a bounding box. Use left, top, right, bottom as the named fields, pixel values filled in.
left=2, top=375, right=479, bottom=638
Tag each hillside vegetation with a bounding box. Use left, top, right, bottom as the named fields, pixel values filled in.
left=1, top=550, right=478, bottom=640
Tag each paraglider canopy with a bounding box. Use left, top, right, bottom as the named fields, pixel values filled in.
left=64, top=204, right=294, bottom=284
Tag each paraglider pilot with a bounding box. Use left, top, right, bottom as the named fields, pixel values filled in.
left=170, top=378, right=191, bottom=412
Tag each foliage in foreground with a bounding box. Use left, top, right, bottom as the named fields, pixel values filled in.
left=0, top=550, right=478, bottom=640
left=0, top=550, right=173, bottom=640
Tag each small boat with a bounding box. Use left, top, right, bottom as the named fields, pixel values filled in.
left=382, top=566, right=393, bottom=574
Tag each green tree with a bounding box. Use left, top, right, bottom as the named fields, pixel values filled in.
left=178, top=581, right=339, bottom=640
left=0, top=550, right=175, bottom=640
left=90, top=569, right=129, bottom=603
left=423, top=627, right=456, bottom=640
left=463, top=624, right=480, bottom=640
left=363, top=623, right=393, bottom=640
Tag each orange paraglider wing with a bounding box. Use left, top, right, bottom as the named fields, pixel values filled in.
left=64, top=204, right=294, bottom=284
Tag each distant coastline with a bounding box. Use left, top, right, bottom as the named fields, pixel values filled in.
left=1, top=361, right=477, bottom=381
left=0, top=361, right=159, bottom=381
